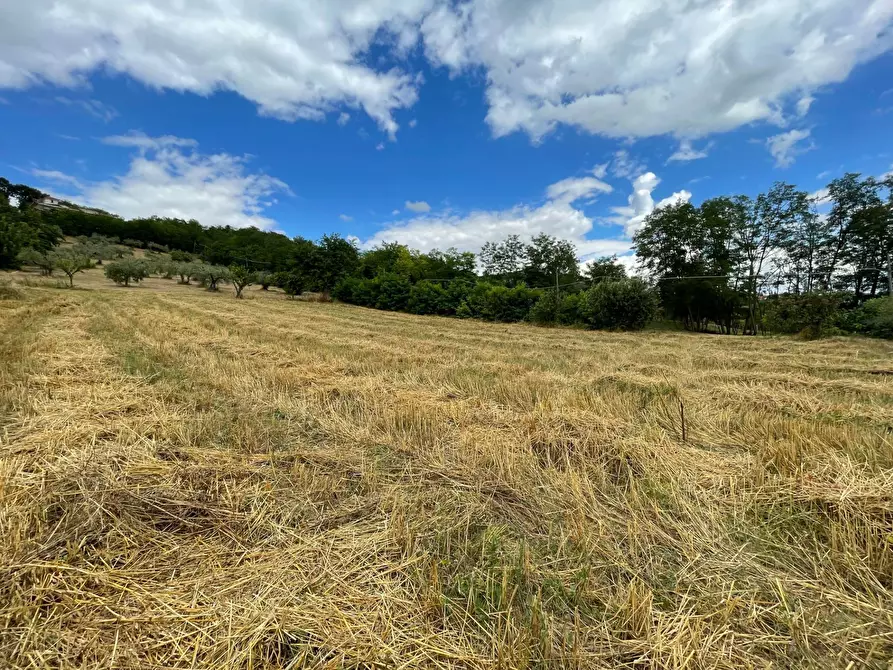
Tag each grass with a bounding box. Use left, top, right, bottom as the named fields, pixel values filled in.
left=1, top=272, right=893, bottom=668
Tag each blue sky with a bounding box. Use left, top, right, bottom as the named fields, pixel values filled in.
left=1, top=0, right=892, bottom=267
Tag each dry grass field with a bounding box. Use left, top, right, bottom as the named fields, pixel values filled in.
left=1, top=271, right=893, bottom=669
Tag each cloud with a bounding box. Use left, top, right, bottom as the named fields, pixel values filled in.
left=391, top=209, right=401, bottom=215
left=6, top=1, right=889, bottom=143
left=339, top=214, right=354, bottom=222
left=337, top=112, right=351, bottom=126
left=610, top=150, right=646, bottom=179
left=796, top=95, right=815, bottom=117
left=1, top=1, right=431, bottom=137
left=609, top=172, right=692, bottom=236
left=365, top=170, right=632, bottom=261
left=405, top=200, right=431, bottom=213
left=376, top=143, right=385, bottom=151
left=766, top=128, right=813, bottom=167
left=408, top=119, right=418, bottom=128
left=545, top=175, right=612, bottom=203
left=817, top=170, right=832, bottom=180
left=102, top=132, right=199, bottom=151
left=54, top=96, right=118, bottom=122
left=57, top=134, right=80, bottom=141
left=42, top=134, right=289, bottom=229
left=668, top=139, right=710, bottom=163
left=30, top=168, right=85, bottom=190
left=422, top=0, right=893, bottom=141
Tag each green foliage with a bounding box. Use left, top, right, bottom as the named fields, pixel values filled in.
left=104, top=259, right=150, bottom=287
left=372, top=273, right=412, bottom=311
left=273, top=271, right=305, bottom=298
left=581, top=279, right=657, bottom=330
left=762, top=293, right=843, bottom=339
left=465, top=283, right=542, bottom=322
left=557, top=293, right=584, bottom=325
left=173, top=262, right=200, bottom=284
left=195, top=265, right=231, bottom=291
left=0, top=201, right=62, bottom=269
left=839, top=296, right=893, bottom=339
left=256, top=270, right=273, bottom=290
left=585, top=256, right=627, bottom=283
left=408, top=280, right=452, bottom=315
left=50, top=248, right=94, bottom=287
left=169, top=250, right=193, bottom=262
left=16, top=247, right=55, bottom=275
left=229, top=265, right=257, bottom=298
left=528, top=292, right=559, bottom=325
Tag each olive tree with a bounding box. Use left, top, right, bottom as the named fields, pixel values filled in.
left=196, top=265, right=231, bottom=291
left=17, top=247, right=55, bottom=275
left=230, top=265, right=256, bottom=298
left=104, top=259, right=150, bottom=287
left=51, top=248, right=94, bottom=287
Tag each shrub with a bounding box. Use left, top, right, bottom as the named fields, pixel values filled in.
left=466, top=283, right=542, bottom=322
left=408, top=280, right=452, bottom=315
left=257, top=271, right=273, bottom=290
left=373, top=273, right=412, bottom=311
left=528, top=292, right=559, bottom=325
left=581, top=279, right=657, bottom=330
left=104, top=259, right=150, bottom=287
left=762, top=293, right=843, bottom=339
left=841, top=296, right=893, bottom=339
left=274, top=271, right=305, bottom=298
left=558, top=293, right=584, bottom=325
left=147, top=242, right=170, bottom=253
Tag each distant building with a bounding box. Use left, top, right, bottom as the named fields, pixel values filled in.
left=34, top=195, right=112, bottom=217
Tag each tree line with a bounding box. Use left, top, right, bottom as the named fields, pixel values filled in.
left=2, top=173, right=891, bottom=338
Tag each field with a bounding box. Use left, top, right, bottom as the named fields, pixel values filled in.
left=1, top=272, right=893, bottom=669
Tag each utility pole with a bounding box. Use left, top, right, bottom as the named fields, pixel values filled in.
left=555, top=265, right=560, bottom=322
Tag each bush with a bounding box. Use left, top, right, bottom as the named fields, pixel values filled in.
left=169, top=250, right=193, bottom=263
left=408, top=280, right=452, bottom=315
left=274, top=271, right=305, bottom=298
left=373, top=273, right=412, bottom=311
left=464, top=283, right=542, bottom=322
left=104, top=259, right=149, bottom=287
left=581, top=279, right=657, bottom=330
left=528, top=292, right=559, bottom=325
left=762, top=293, right=843, bottom=339
left=558, top=293, right=584, bottom=325
left=841, top=296, right=893, bottom=339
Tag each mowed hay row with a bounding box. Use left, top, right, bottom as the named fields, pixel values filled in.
left=1, top=286, right=892, bottom=669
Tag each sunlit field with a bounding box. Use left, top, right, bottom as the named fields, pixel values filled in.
left=2, top=273, right=892, bottom=669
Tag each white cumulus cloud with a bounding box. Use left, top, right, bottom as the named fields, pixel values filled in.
left=3, top=1, right=890, bottom=143
left=766, top=129, right=813, bottom=167
left=422, top=0, right=893, bottom=141
left=33, top=134, right=290, bottom=229
left=0, top=0, right=434, bottom=137
left=339, top=214, right=354, bottom=222
left=365, top=168, right=629, bottom=261
left=610, top=172, right=692, bottom=237
left=668, top=140, right=711, bottom=163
